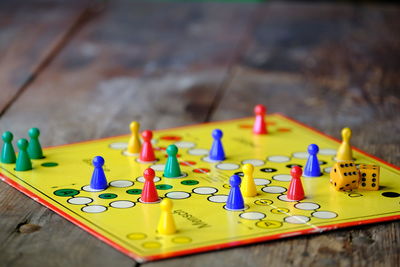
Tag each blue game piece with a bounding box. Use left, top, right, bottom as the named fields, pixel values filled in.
left=303, top=144, right=322, bottom=177
left=90, top=156, right=108, bottom=190
left=209, top=129, right=225, bottom=161
left=225, top=175, right=245, bottom=211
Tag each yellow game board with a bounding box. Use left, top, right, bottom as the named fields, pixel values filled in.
left=1, top=114, right=399, bottom=262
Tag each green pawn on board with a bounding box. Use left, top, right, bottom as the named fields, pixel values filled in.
left=163, top=144, right=182, bottom=178
left=1, top=131, right=16, bottom=164
left=16, top=139, right=32, bottom=171
left=28, top=127, right=44, bottom=159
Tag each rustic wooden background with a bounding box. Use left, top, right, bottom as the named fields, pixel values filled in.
left=0, top=0, right=399, bottom=266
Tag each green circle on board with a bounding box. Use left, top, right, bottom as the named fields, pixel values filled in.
left=41, top=162, right=59, bottom=167
left=99, top=193, right=118, bottom=199
left=54, top=189, right=79, bottom=197
left=126, top=189, right=142, bottom=195
left=181, top=180, right=199, bottom=186
left=156, top=184, right=173, bottom=190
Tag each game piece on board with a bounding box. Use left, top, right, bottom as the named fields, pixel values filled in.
left=15, top=139, right=32, bottom=171
left=1, top=131, right=16, bottom=164
left=287, top=166, right=305, bottom=201
left=90, top=156, right=108, bottom=190
left=241, top=163, right=257, bottom=197
left=164, top=144, right=182, bottom=178
left=157, top=198, right=176, bottom=235
left=358, top=164, right=380, bottom=191
left=139, top=130, right=156, bottom=162
left=127, top=121, right=141, bottom=154
left=209, top=129, right=225, bottom=161
left=27, top=127, right=44, bottom=159
left=336, top=127, right=353, bottom=161
left=329, top=161, right=359, bottom=191
left=141, top=168, right=160, bottom=203
left=226, top=174, right=245, bottom=211
left=253, top=104, right=267, bottom=135
left=303, top=144, right=322, bottom=177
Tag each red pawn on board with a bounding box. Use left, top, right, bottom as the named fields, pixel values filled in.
left=287, top=166, right=305, bottom=201
left=141, top=168, right=160, bottom=203
left=253, top=104, right=267, bottom=135
left=139, top=130, right=156, bottom=162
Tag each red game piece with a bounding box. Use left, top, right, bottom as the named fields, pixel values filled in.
left=253, top=104, right=267, bottom=135
left=139, top=130, right=156, bottom=162
left=287, top=166, right=305, bottom=201
left=141, top=168, right=160, bottom=203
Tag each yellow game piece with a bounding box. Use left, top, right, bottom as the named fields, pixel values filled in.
left=336, top=127, right=353, bottom=161
left=157, top=198, right=176, bottom=235
left=128, top=121, right=141, bottom=154
left=241, top=163, right=257, bottom=197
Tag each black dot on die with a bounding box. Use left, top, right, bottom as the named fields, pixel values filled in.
left=344, top=173, right=348, bottom=176
left=352, top=180, right=356, bottom=183
left=346, top=184, right=350, bottom=186
left=362, top=178, right=366, bottom=181
left=340, top=164, right=344, bottom=168
left=361, top=183, right=366, bottom=187
left=362, top=173, right=366, bottom=177
left=381, top=192, right=400, bottom=198
left=334, top=168, right=337, bottom=173
left=372, top=173, right=376, bottom=177
left=345, top=164, right=349, bottom=167
left=349, top=163, right=353, bottom=167
left=372, top=178, right=376, bottom=182
left=353, top=171, right=357, bottom=175
left=371, top=183, right=376, bottom=187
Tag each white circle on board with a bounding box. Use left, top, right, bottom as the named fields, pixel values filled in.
left=110, top=200, right=135, bottom=208
left=319, top=148, right=336, bottom=156
left=188, top=149, right=209, bottom=156
left=241, top=159, right=265, bottom=167
left=292, top=152, right=309, bottom=159
left=193, top=187, right=218, bottom=195
left=284, top=215, right=311, bottom=224
left=201, top=156, right=220, bottom=163
left=82, top=205, right=107, bottom=213
left=272, top=174, right=292, bottom=182
left=312, top=211, right=338, bottom=219
left=324, top=167, right=332, bottom=174
left=151, top=139, right=158, bottom=145
left=262, top=186, right=287, bottom=194
left=109, top=142, right=128, bottom=150
left=267, top=155, right=290, bottom=163
left=122, top=150, right=138, bottom=157
left=277, top=195, right=298, bottom=202
left=149, top=164, right=165, bottom=171
left=82, top=185, right=105, bottom=192
left=136, top=176, right=161, bottom=183
left=165, top=191, right=191, bottom=199
left=174, top=141, right=196, bottom=149
left=294, top=202, right=320, bottom=210
left=239, top=212, right=266, bottom=220
left=67, top=197, right=93, bottom=205
left=109, top=180, right=134, bottom=188
left=254, top=178, right=271, bottom=186
left=216, top=163, right=240, bottom=170
left=208, top=195, right=228, bottom=203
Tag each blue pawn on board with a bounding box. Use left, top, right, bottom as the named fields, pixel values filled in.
left=303, top=144, right=322, bottom=177
left=226, top=175, right=245, bottom=211
left=90, top=156, right=108, bottom=190
left=209, top=129, right=225, bottom=161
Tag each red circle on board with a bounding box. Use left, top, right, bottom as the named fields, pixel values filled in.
left=193, top=168, right=210, bottom=173
left=277, top=128, right=291, bottom=132
left=160, top=135, right=182, bottom=141
left=180, top=161, right=196, bottom=166
left=165, top=154, right=181, bottom=158
left=154, top=146, right=166, bottom=151
left=239, top=124, right=252, bottom=129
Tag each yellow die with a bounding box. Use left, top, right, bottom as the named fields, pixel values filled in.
left=330, top=161, right=359, bottom=191
left=358, top=164, right=380, bottom=190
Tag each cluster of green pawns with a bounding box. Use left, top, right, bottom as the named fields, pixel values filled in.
left=1, top=128, right=43, bottom=171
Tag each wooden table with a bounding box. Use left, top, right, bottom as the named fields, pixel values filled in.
left=1, top=1, right=399, bottom=266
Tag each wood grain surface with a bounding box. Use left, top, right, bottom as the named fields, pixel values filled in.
left=0, top=1, right=399, bottom=267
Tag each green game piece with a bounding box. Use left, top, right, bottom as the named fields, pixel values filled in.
left=15, top=139, right=32, bottom=171
left=163, top=144, right=182, bottom=178
left=1, top=131, right=16, bottom=164
left=28, top=128, right=44, bottom=159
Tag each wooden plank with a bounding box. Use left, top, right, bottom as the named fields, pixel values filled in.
left=0, top=0, right=91, bottom=115
left=146, top=3, right=400, bottom=267
left=0, top=1, right=256, bottom=266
